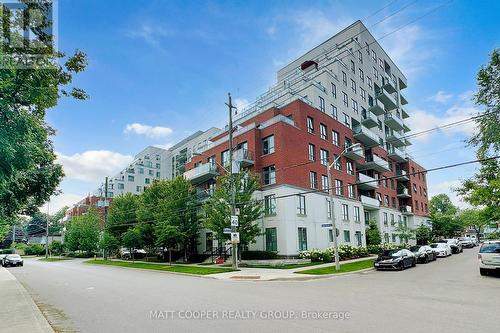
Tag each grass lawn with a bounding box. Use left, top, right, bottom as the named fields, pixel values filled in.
left=38, top=257, right=74, bottom=262
left=295, top=259, right=375, bottom=275
left=83, top=259, right=235, bottom=275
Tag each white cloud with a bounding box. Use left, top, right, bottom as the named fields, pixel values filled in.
left=39, top=192, right=83, bottom=214
left=126, top=23, right=174, bottom=48
left=234, top=98, right=249, bottom=112
left=428, top=180, right=470, bottom=209
left=428, top=91, right=453, bottom=103
left=124, top=123, right=173, bottom=139
left=56, top=151, right=133, bottom=183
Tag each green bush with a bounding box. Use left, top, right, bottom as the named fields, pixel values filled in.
left=25, top=244, right=46, bottom=255
left=241, top=251, right=278, bottom=260
left=49, top=241, right=65, bottom=255
left=322, top=251, right=332, bottom=263
left=300, top=245, right=370, bottom=261
left=0, top=248, right=15, bottom=254
left=64, top=251, right=96, bottom=258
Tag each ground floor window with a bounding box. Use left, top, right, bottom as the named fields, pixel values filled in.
left=343, top=230, right=351, bottom=243
left=298, top=227, right=308, bottom=251
left=384, top=233, right=390, bottom=243
left=265, top=228, right=277, bottom=252
left=364, top=211, right=370, bottom=225
left=391, top=234, right=397, bottom=243
left=206, top=232, right=213, bottom=250
left=355, top=231, right=362, bottom=246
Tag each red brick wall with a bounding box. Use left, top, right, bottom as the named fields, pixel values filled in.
left=402, top=159, right=429, bottom=216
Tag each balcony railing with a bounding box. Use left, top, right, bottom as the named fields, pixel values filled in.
left=376, top=87, right=397, bottom=111
left=360, top=195, right=380, bottom=210
left=386, top=130, right=406, bottom=147
left=382, top=74, right=397, bottom=94
left=184, top=163, right=218, bottom=184
left=400, top=205, right=413, bottom=215
left=357, top=173, right=378, bottom=190
left=384, top=113, right=404, bottom=131
left=396, top=169, right=409, bottom=181
left=361, top=109, right=378, bottom=128
left=387, top=146, right=407, bottom=162
left=369, top=99, right=385, bottom=116
left=343, top=144, right=365, bottom=161
left=400, top=92, right=408, bottom=105
left=353, top=125, right=380, bottom=147
left=234, top=149, right=254, bottom=167
left=358, top=154, right=390, bottom=173
left=397, top=187, right=411, bottom=198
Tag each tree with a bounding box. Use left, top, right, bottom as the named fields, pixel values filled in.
left=415, top=225, right=432, bottom=245
left=458, top=208, right=494, bottom=242
left=64, top=208, right=100, bottom=255
left=49, top=240, right=65, bottom=255
left=429, top=194, right=462, bottom=238
left=155, top=223, right=183, bottom=265
left=394, top=224, right=415, bottom=244
left=107, top=193, right=141, bottom=240
left=135, top=222, right=156, bottom=261
left=365, top=220, right=381, bottom=245
left=0, top=1, right=87, bottom=225
left=204, top=171, right=263, bottom=253
left=122, top=228, right=142, bottom=263
left=99, top=232, right=120, bottom=257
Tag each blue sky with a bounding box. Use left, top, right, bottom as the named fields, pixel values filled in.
left=43, top=0, right=500, bottom=212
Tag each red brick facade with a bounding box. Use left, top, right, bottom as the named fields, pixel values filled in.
left=401, top=159, right=429, bottom=216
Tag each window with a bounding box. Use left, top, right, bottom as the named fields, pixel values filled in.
left=262, top=135, right=275, bottom=155
left=297, top=195, right=306, bottom=215
left=384, top=195, right=389, bottom=206
left=328, top=229, right=334, bottom=242
left=117, top=183, right=124, bottom=190
left=263, top=166, right=276, bottom=185
left=360, top=88, right=366, bottom=102
left=308, top=143, right=316, bottom=161
left=148, top=169, right=154, bottom=176
left=354, top=206, right=361, bottom=222
left=335, top=179, right=343, bottom=196
left=331, top=83, right=337, bottom=98
left=377, top=192, right=382, bottom=203
left=136, top=186, right=142, bottom=192
left=320, top=124, right=328, bottom=140
left=298, top=227, right=308, bottom=251
left=351, top=79, right=356, bottom=93
left=319, top=96, right=325, bottom=112
left=342, top=204, right=349, bottom=220
left=379, top=58, right=384, bottom=70
left=265, top=228, right=277, bottom=252
left=355, top=231, right=362, bottom=246
left=138, top=168, right=144, bottom=174
left=384, top=233, right=390, bottom=243
left=331, top=105, right=338, bottom=119
left=392, top=234, right=397, bottom=243
left=383, top=212, right=388, bottom=226
left=309, top=171, right=318, bottom=189
left=391, top=197, right=396, bottom=208
left=358, top=50, right=363, bottom=63
left=373, top=67, right=379, bottom=80
left=342, top=92, right=348, bottom=107
left=307, top=116, right=314, bottom=133
left=221, top=150, right=230, bottom=166
left=365, top=42, right=370, bottom=54
left=334, top=154, right=342, bottom=170
left=390, top=213, right=395, bottom=225
left=347, top=161, right=354, bottom=175
left=350, top=60, right=355, bottom=73
left=332, top=130, right=340, bottom=146
left=352, top=100, right=358, bottom=114
left=264, top=195, right=277, bottom=216
left=342, top=71, right=347, bottom=85
left=359, top=68, right=364, bottom=82
left=372, top=50, right=376, bottom=62
left=413, top=184, right=417, bottom=193
left=344, top=230, right=351, bottom=242
left=367, top=77, right=373, bottom=90
left=322, top=175, right=329, bottom=192
left=128, top=175, right=134, bottom=182
left=156, top=163, right=161, bottom=169
left=145, top=178, right=150, bottom=184
left=343, top=113, right=351, bottom=128
left=320, top=149, right=329, bottom=166
left=347, top=184, right=354, bottom=198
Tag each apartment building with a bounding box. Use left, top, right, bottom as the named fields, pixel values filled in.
left=185, top=20, right=429, bottom=256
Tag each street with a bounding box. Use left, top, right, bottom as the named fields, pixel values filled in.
left=8, top=248, right=500, bottom=333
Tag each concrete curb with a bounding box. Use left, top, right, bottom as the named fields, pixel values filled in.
left=269, top=267, right=375, bottom=281
left=0, top=267, right=54, bottom=333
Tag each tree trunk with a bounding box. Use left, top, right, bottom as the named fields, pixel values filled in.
left=168, top=248, right=172, bottom=266
left=131, top=248, right=135, bottom=264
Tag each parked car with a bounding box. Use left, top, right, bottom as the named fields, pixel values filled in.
left=0, top=254, right=7, bottom=266
left=478, top=240, right=500, bottom=276
left=410, top=245, right=437, bottom=263
left=374, top=249, right=416, bottom=270
left=437, top=239, right=462, bottom=254
left=458, top=237, right=475, bottom=248
left=120, top=249, right=147, bottom=260
left=2, top=254, right=24, bottom=267
left=430, top=243, right=452, bottom=257
left=470, top=236, right=480, bottom=246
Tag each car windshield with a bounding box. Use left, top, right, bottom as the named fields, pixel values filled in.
left=479, top=243, right=500, bottom=253
left=381, top=250, right=403, bottom=257
left=430, top=244, right=443, bottom=248
left=7, top=254, right=21, bottom=259
left=410, top=246, right=420, bottom=252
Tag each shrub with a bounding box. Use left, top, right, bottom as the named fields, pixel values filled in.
left=322, top=251, right=332, bottom=263
left=0, top=249, right=15, bottom=254
left=50, top=241, right=65, bottom=255
left=300, top=245, right=370, bottom=261
left=241, top=251, right=278, bottom=260
left=24, top=244, right=46, bottom=255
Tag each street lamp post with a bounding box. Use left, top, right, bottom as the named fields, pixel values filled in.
left=327, top=143, right=361, bottom=271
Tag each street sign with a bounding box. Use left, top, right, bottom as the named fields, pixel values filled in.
left=235, top=208, right=240, bottom=216
left=231, top=215, right=239, bottom=227
left=321, top=223, right=333, bottom=228
left=231, top=232, right=240, bottom=243
left=223, top=228, right=232, bottom=234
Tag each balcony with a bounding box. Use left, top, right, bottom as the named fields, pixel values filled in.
left=403, top=123, right=411, bottom=133
left=384, top=113, right=405, bottom=131
left=357, top=173, right=378, bottom=190
left=369, top=99, right=385, bottom=116
left=400, top=205, right=413, bottom=215
left=184, top=163, right=219, bottom=184
left=353, top=125, right=380, bottom=147
left=386, top=130, right=406, bottom=147
left=400, top=92, right=408, bottom=105
left=360, top=195, right=380, bottom=210
left=376, top=88, right=397, bottom=111
left=343, top=144, right=365, bottom=160
left=397, top=187, right=411, bottom=198
left=401, top=107, right=409, bottom=119
left=234, top=149, right=254, bottom=167
left=399, top=77, right=407, bottom=90
left=383, top=74, right=397, bottom=94
left=396, top=169, right=409, bottom=181
left=387, top=146, right=407, bottom=163
left=361, top=109, right=378, bottom=128
left=357, top=154, right=390, bottom=173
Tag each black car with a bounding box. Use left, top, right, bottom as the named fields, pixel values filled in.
left=410, top=245, right=437, bottom=263
left=374, top=249, right=416, bottom=270
left=2, top=254, right=23, bottom=267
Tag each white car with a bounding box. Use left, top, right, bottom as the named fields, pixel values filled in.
left=458, top=237, right=475, bottom=248
left=430, top=243, right=452, bottom=257
left=470, top=235, right=479, bottom=246
left=478, top=240, right=500, bottom=276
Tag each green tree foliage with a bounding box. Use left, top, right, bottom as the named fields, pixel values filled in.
left=429, top=194, right=462, bottom=238
left=365, top=220, right=381, bottom=245
left=0, top=1, right=87, bottom=224
left=415, top=225, right=432, bottom=245
left=394, top=224, right=415, bottom=244
left=135, top=222, right=156, bottom=260
left=99, top=232, right=120, bottom=256
left=457, top=208, right=494, bottom=242
left=107, top=193, right=141, bottom=240
left=122, top=228, right=142, bottom=263
left=49, top=240, right=65, bottom=255
left=64, top=208, right=100, bottom=255
left=203, top=170, right=263, bottom=247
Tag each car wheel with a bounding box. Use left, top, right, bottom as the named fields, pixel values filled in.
left=411, top=259, right=416, bottom=267
left=399, top=262, right=405, bottom=270
left=480, top=268, right=489, bottom=276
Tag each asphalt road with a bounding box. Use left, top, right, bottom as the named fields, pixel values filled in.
left=8, top=248, right=500, bottom=333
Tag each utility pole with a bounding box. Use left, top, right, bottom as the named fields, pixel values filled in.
left=226, top=93, right=238, bottom=270
left=12, top=225, right=16, bottom=245
left=45, top=201, right=49, bottom=259
left=104, top=177, right=109, bottom=260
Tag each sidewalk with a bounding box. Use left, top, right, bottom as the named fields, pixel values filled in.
left=0, top=267, right=54, bottom=333
left=211, top=256, right=377, bottom=281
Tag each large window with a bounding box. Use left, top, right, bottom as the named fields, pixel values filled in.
left=297, top=195, right=306, bottom=215
left=334, top=154, right=342, bottom=170
left=347, top=184, right=354, bottom=198
left=343, top=113, right=351, bottom=128
left=342, top=92, right=348, bottom=107
left=320, top=124, right=328, bottom=140
left=335, top=179, right=343, bottom=196
left=342, top=204, right=349, bottom=220
left=128, top=175, right=134, bottom=182
left=344, top=230, right=351, bottom=242
left=347, top=161, right=354, bottom=175
left=309, top=171, right=318, bottom=189
left=331, top=83, right=337, bottom=98
left=331, top=105, right=338, bottom=119
left=354, top=206, right=361, bottom=222
left=308, top=143, right=316, bottom=161
left=307, top=116, right=314, bottom=133
left=352, top=100, right=358, bottom=114
left=264, top=195, right=276, bottom=215
left=322, top=175, right=329, bottom=192
left=221, top=150, right=230, bottom=166
left=319, top=96, right=325, bottom=112
left=355, top=231, right=362, bottom=246
left=332, top=130, right=340, bottom=146
left=326, top=199, right=332, bottom=219
left=298, top=227, right=308, bottom=251
left=117, top=183, right=124, bottom=190
left=262, top=135, right=275, bottom=155
left=320, top=149, right=329, bottom=166
left=342, top=71, right=347, bottom=85
left=383, top=212, right=388, bottom=226
left=359, top=68, right=364, bottom=82
left=265, top=228, right=277, bottom=252
left=263, top=166, right=276, bottom=185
